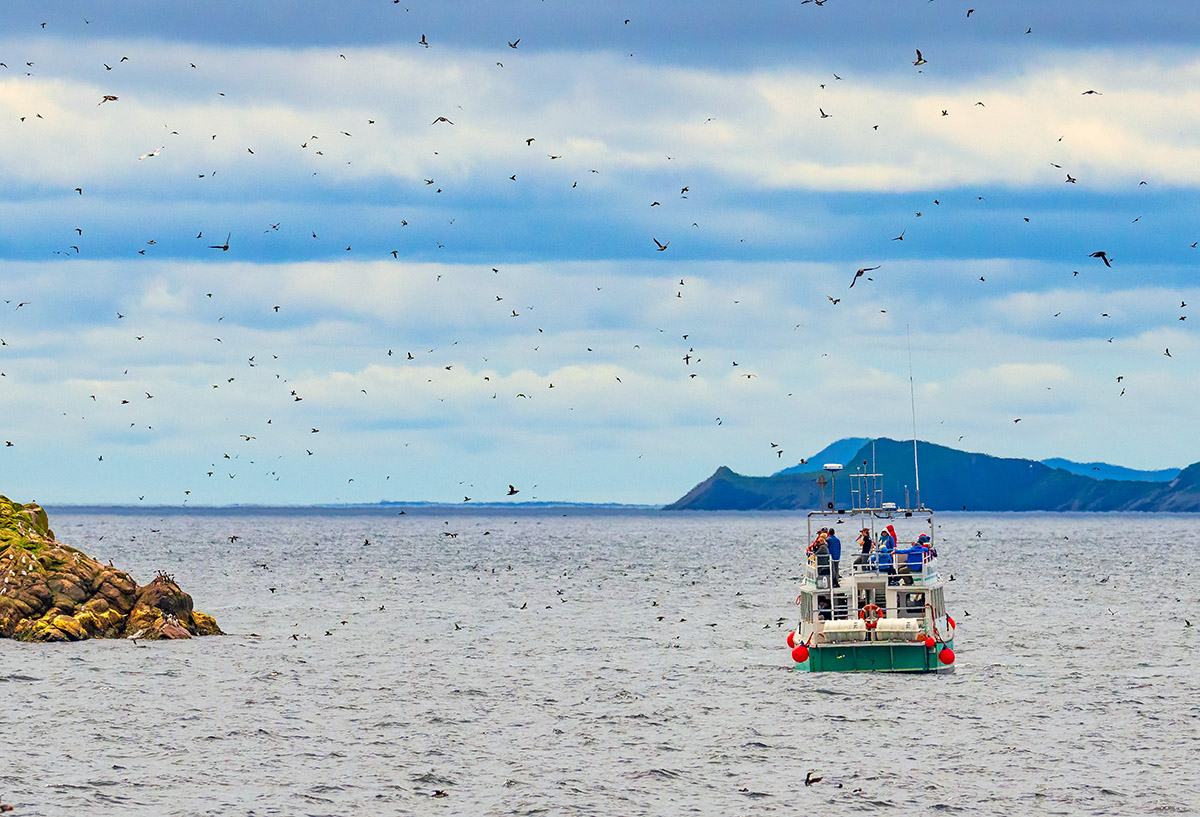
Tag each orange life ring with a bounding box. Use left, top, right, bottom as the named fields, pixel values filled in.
left=858, top=603, right=884, bottom=629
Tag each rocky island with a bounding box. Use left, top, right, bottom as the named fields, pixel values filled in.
left=0, top=495, right=221, bottom=642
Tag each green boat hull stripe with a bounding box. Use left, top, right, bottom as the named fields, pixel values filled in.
left=795, top=638, right=954, bottom=673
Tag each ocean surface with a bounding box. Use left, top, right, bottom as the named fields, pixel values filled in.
left=2, top=510, right=1198, bottom=816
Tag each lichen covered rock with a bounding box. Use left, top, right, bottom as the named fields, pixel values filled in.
left=0, top=495, right=222, bottom=642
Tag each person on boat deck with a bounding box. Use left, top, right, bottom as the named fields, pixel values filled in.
left=896, top=539, right=928, bottom=585
left=825, top=528, right=842, bottom=587
left=810, top=532, right=832, bottom=584
left=806, top=528, right=825, bottom=555
left=853, top=528, right=873, bottom=569
left=816, top=594, right=831, bottom=621
left=876, top=531, right=896, bottom=575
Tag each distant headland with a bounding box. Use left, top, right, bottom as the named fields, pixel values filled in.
left=667, top=438, right=1200, bottom=512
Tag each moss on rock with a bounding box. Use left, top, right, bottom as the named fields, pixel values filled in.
left=0, top=495, right=222, bottom=642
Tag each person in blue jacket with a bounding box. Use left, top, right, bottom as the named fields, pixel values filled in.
left=896, top=538, right=928, bottom=585
left=824, top=527, right=842, bottom=587
left=876, top=530, right=895, bottom=574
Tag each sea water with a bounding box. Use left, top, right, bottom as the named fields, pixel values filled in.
left=2, top=510, right=1197, bottom=816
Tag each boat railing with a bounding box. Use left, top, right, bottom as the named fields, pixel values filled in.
left=804, top=549, right=937, bottom=586
left=805, top=595, right=941, bottom=642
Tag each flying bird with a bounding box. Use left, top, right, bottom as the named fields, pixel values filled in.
left=430, top=116, right=454, bottom=125
left=913, top=49, right=927, bottom=66
left=209, top=233, right=231, bottom=251
left=98, top=94, right=118, bottom=105
left=653, top=238, right=669, bottom=251
left=138, top=146, right=164, bottom=160
left=850, top=265, right=880, bottom=288
left=507, top=484, right=519, bottom=495
left=1088, top=251, right=1112, bottom=267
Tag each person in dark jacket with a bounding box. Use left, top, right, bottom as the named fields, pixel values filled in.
left=853, top=528, right=873, bottom=570
left=810, top=532, right=831, bottom=587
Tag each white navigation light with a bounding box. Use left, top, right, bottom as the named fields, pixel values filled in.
left=823, top=463, right=843, bottom=471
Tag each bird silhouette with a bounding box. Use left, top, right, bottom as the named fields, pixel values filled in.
left=850, top=265, right=880, bottom=288
left=209, top=233, right=231, bottom=251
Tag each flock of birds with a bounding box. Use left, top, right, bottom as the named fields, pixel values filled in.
left=1, top=7, right=1194, bottom=506
left=3, top=10, right=1198, bottom=815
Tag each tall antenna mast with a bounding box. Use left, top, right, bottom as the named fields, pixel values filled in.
left=907, top=326, right=921, bottom=509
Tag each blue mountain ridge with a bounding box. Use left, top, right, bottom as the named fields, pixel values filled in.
left=669, top=438, right=1200, bottom=512
left=1038, top=458, right=1179, bottom=483
left=776, top=438, right=1179, bottom=482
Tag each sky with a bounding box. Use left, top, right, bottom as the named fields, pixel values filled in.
left=1, top=1, right=1199, bottom=506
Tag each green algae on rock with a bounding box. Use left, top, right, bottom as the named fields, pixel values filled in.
left=0, top=495, right=222, bottom=642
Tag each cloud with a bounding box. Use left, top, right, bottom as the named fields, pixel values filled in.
left=2, top=10, right=1198, bottom=504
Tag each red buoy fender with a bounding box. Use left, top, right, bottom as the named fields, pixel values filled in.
left=787, top=631, right=796, bottom=649
left=791, top=644, right=810, bottom=663
left=938, top=647, right=955, bottom=665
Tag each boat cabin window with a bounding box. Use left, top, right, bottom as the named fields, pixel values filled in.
left=856, top=586, right=884, bottom=609
left=900, top=591, right=925, bottom=617
left=831, top=590, right=851, bottom=620
left=816, top=594, right=831, bottom=621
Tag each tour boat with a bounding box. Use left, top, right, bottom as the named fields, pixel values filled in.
left=787, top=463, right=956, bottom=673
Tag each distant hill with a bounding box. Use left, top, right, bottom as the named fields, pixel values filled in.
left=774, top=437, right=870, bottom=476
left=667, top=438, right=1200, bottom=512
left=1039, top=458, right=1180, bottom=483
